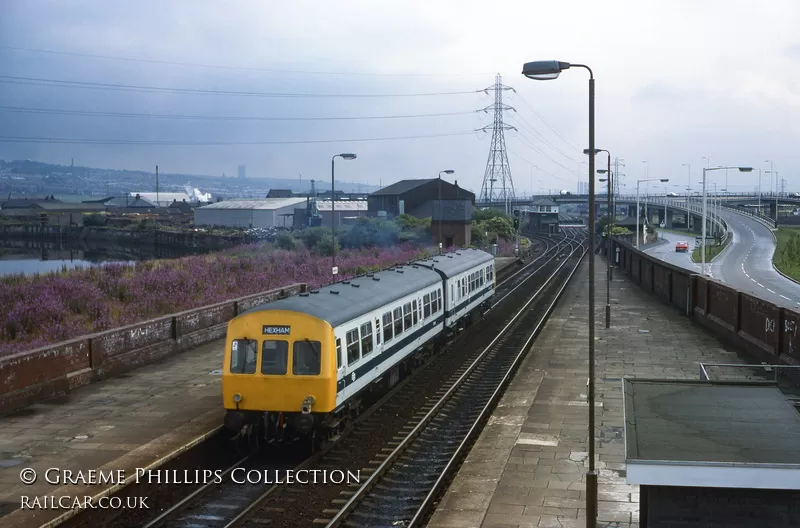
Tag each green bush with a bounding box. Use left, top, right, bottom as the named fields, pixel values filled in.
left=275, top=232, right=296, bottom=251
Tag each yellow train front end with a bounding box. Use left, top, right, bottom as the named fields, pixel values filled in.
left=222, top=309, right=337, bottom=442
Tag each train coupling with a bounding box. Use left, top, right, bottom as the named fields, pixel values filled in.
left=301, top=395, right=316, bottom=414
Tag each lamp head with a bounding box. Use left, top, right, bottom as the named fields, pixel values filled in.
left=599, top=178, right=607, bottom=182
left=737, top=167, right=753, bottom=172
left=522, top=60, right=570, bottom=80
left=597, top=169, right=608, bottom=174
left=660, top=179, right=669, bottom=182
left=339, top=153, right=357, bottom=160
left=442, top=170, right=455, bottom=174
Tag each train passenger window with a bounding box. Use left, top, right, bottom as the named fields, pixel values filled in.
left=230, top=339, right=257, bottom=374
left=383, top=312, right=393, bottom=341
left=346, top=328, right=360, bottom=365
left=360, top=323, right=374, bottom=357
left=423, top=294, right=431, bottom=318
left=412, top=300, right=418, bottom=326
left=292, top=340, right=321, bottom=375
left=393, top=307, right=403, bottom=336
left=438, top=289, right=443, bottom=311
left=336, top=338, right=342, bottom=369
left=261, top=340, right=288, bottom=375
left=403, top=303, right=412, bottom=331
left=462, top=278, right=467, bottom=297
left=375, top=318, right=381, bottom=346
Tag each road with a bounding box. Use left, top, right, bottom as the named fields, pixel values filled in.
left=642, top=230, right=702, bottom=275
left=713, top=210, right=800, bottom=309
left=642, top=209, right=800, bottom=309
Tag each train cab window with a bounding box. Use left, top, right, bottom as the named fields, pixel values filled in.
left=360, top=323, right=374, bottom=357
left=336, top=338, right=342, bottom=369
left=375, top=318, right=381, bottom=346
left=412, top=300, right=418, bottom=326
left=403, top=303, right=412, bottom=331
left=261, top=340, right=288, bottom=374
left=230, top=339, right=257, bottom=374
left=393, top=307, right=403, bottom=336
left=383, top=312, right=393, bottom=341
left=292, top=340, right=321, bottom=375
left=423, top=293, right=431, bottom=318
left=346, top=328, right=360, bottom=366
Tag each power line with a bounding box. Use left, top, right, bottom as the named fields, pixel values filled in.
left=507, top=150, right=569, bottom=184
left=512, top=92, right=583, bottom=153
left=508, top=112, right=582, bottom=164
left=508, top=132, right=582, bottom=178
left=0, top=105, right=478, bottom=122
left=0, top=130, right=476, bottom=146
left=0, top=75, right=481, bottom=98
left=0, top=45, right=495, bottom=77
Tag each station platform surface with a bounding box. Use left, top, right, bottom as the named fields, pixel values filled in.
left=428, top=258, right=749, bottom=528
left=0, top=339, right=225, bottom=527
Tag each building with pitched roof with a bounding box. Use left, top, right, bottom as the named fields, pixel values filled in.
left=368, top=178, right=475, bottom=248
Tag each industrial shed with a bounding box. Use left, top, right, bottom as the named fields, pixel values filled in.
left=194, top=198, right=306, bottom=229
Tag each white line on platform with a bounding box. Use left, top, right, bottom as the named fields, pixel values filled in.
left=781, top=295, right=791, bottom=300
left=767, top=288, right=776, bottom=294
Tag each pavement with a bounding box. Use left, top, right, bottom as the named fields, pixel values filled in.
left=427, top=256, right=751, bottom=528
left=0, top=339, right=225, bottom=527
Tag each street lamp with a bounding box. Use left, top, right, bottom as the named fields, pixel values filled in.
left=682, top=163, right=691, bottom=220
left=765, top=161, right=777, bottom=222
left=636, top=178, right=669, bottom=248
left=586, top=148, right=613, bottom=329
left=523, top=59, right=598, bottom=527
left=700, top=166, right=752, bottom=275
left=438, top=170, right=455, bottom=253
left=331, top=153, right=357, bottom=280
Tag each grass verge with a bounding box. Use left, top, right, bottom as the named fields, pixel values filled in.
left=774, top=227, right=800, bottom=281
left=691, top=244, right=724, bottom=262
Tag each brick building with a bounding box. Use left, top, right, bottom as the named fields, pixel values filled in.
left=368, top=178, right=475, bottom=248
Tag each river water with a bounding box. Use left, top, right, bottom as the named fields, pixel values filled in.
left=0, top=239, right=209, bottom=277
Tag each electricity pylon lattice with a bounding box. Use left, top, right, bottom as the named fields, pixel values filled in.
left=478, top=74, right=516, bottom=215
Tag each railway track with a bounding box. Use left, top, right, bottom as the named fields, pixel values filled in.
left=56, top=229, right=584, bottom=528
left=321, top=234, right=586, bottom=527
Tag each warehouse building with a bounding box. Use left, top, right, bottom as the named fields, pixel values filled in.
left=194, top=198, right=306, bottom=229
left=315, top=199, right=369, bottom=228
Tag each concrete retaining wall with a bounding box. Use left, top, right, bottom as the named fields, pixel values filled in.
left=0, top=283, right=307, bottom=414
left=613, top=239, right=800, bottom=371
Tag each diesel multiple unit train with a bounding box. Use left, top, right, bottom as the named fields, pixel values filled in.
left=222, top=248, right=496, bottom=448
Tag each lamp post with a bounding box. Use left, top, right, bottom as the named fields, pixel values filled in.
left=438, top=170, right=455, bottom=253
left=587, top=148, right=613, bottom=329
left=331, top=153, right=357, bottom=280
left=523, top=59, right=597, bottom=527
left=765, top=161, right=777, bottom=222
left=700, top=166, right=752, bottom=275
left=636, top=178, right=669, bottom=249
left=682, top=163, right=691, bottom=214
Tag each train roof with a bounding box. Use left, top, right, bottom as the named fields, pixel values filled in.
left=419, top=247, right=495, bottom=277
left=241, top=263, right=440, bottom=328
left=240, top=248, right=493, bottom=328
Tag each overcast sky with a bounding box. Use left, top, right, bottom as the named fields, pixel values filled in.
left=1, top=0, right=798, bottom=197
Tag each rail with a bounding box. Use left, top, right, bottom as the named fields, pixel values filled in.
left=324, top=233, right=586, bottom=527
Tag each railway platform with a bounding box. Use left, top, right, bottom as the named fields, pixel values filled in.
left=427, top=259, right=751, bottom=528
left=0, top=338, right=226, bottom=528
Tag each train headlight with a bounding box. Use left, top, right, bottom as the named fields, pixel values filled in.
left=233, top=393, right=242, bottom=403
left=301, top=395, right=316, bottom=413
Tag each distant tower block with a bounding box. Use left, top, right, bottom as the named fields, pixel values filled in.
left=237, top=165, right=246, bottom=179
left=478, top=74, right=517, bottom=215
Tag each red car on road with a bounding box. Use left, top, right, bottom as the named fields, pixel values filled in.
left=675, top=241, right=689, bottom=252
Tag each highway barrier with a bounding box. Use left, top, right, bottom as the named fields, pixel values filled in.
left=612, top=238, right=800, bottom=373
left=0, top=283, right=307, bottom=414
